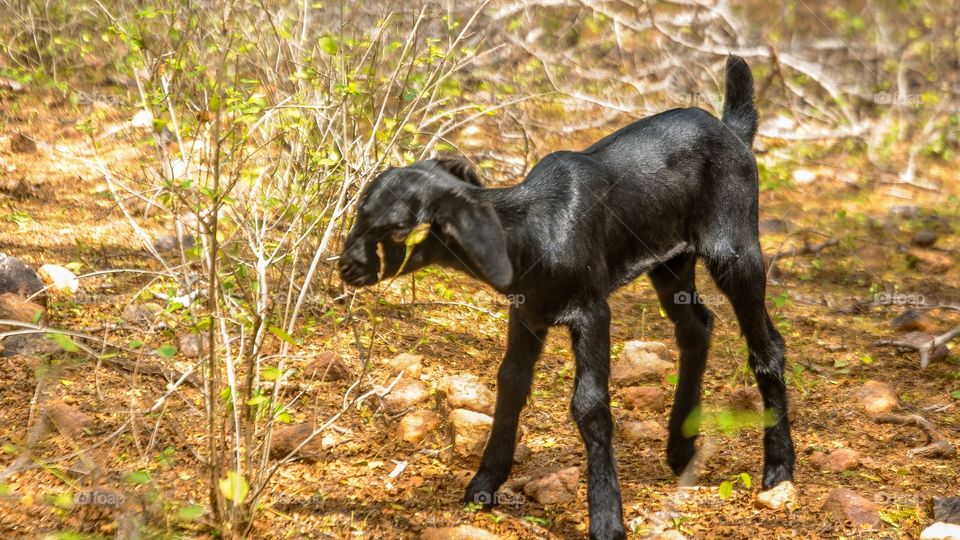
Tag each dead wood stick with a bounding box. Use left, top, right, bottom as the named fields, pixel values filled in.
left=876, top=413, right=956, bottom=459
left=878, top=324, right=960, bottom=368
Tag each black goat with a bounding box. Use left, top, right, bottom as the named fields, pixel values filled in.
left=339, top=56, right=794, bottom=540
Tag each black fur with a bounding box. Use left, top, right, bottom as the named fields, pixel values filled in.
left=339, top=56, right=794, bottom=540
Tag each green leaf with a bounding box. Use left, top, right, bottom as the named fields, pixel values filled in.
left=682, top=406, right=702, bottom=438
left=154, top=344, right=177, bottom=359
left=218, top=471, right=249, bottom=503
left=176, top=503, right=204, bottom=521
left=951, top=390, right=960, bottom=400
left=246, top=395, right=270, bottom=407
left=124, top=470, right=151, bottom=485
left=404, top=223, right=431, bottom=248
left=46, top=333, right=79, bottom=353
left=719, top=480, right=734, bottom=500
left=128, top=340, right=143, bottom=349
left=318, top=36, right=338, bottom=55
left=262, top=366, right=283, bottom=381
left=740, top=472, right=752, bottom=489
left=268, top=326, right=296, bottom=346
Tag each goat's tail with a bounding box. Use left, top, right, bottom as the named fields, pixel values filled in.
left=721, top=55, right=758, bottom=146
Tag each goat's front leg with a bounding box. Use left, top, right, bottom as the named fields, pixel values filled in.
left=569, top=300, right=625, bottom=540
left=465, top=308, right=546, bottom=506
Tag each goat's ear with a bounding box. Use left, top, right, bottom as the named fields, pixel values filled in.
left=432, top=157, right=483, bottom=186
left=439, top=199, right=513, bottom=289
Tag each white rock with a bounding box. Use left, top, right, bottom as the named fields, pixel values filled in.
left=379, top=380, right=429, bottom=413
left=387, top=353, right=423, bottom=378
left=38, top=264, right=79, bottom=294
left=397, top=410, right=440, bottom=444
left=792, top=168, right=817, bottom=185
left=131, top=109, right=154, bottom=128
left=920, top=523, right=960, bottom=540
left=756, top=481, right=797, bottom=510
left=437, top=373, right=495, bottom=414
left=447, top=408, right=493, bottom=459
left=611, top=341, right=673, bottom=386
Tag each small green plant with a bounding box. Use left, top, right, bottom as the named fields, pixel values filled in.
left=718, top=472, right=753, bottom=500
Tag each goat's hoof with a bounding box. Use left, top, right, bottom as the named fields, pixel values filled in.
left=666, top=438, right=696, bottom=476
left=464, top=472, right=500, bottom=508
left=589, top=519, right=626, bottom=540
left=761, top=462, right=794, bottom=490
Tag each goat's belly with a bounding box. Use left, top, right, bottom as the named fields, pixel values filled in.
left=614, top=242, right=692, bottom=286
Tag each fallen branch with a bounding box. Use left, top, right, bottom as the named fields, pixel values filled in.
left=876, top=413, right=956, bottom=459
left=878, top=325, right=960, bottom=368
left=764, top=238, right=840, bottom=276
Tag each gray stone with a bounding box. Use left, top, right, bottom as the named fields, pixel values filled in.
left=934, top=497, right=960, bottom=525
left=0, top=255, right=43, bottom=298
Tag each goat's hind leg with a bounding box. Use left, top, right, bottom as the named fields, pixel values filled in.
left=648, top=253, right=714, bottom=477
left=704, top=245, right=795, bottom=488
left=465, top=308, right=546, bottom=506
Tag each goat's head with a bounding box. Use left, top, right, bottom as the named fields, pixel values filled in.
left=338, top=158, right=513, bottom=289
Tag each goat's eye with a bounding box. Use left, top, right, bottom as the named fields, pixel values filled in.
left=389, top=228, right=409, bottom=243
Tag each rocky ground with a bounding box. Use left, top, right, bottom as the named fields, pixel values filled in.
left=1, top=84, right=959, bottom=539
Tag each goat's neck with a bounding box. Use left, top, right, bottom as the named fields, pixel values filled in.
left=472, top=184, right=538, bottom=264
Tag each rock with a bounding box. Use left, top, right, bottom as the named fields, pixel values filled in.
left=305, top=351, right=352, bottom=382
left=46, top=402, right=93, bottom=439
left=153, top=234, right=195, bottom=253
left=759, top=218, right=792, bottom=234
left=121, top=303, right=163, bottom=325
left=0, top=255, right=44, bottom=298
left=822, top=488, right=879, bottom=527
left=437, top=374, right=495, bottom=414
left=856, top=380, right=898, bottom=414
left=621, top=420, right=667, bottom=442
left=791, top=168, right=817, bottom=185
left=934, top=496, right=960, bottom=524
left=269, top=423, right=322, bottom=461
left=513, top=443, right=531, bottom=463
left=421, top=525, right=501, bottom=540
left=728, top=386, right=764, bottom=414
left=523, top=466, right=579, bottom=505
left=655, top=532, right=688, bottom=540
left=380, top=379, right=429, bottom=413
left=912, top=230, right=939, bottom=248
left=38, top=264, right=79, bottom=294
left=889, top=205, right=921, bottom=219
left=909, top=249, right=952, bottom=274
left=921, top=522, right=960, bottom=540
left=387, top=353, right=423, bottom=378
left=621, top=386, right=667, bottom=412
left=447, top=408, right=493, bottom=459
left=10, top=133, right=37, bottom=153
left=178, top=333, right=207, bottom=358
left=810, top=448, right=860, bottom=472
left=890, top=309, right=926, bottom=332
left=1, top=334, right=61, bottom=357
left=756, top=481, right=797, bottom=510
left=611, top=341, right=673, bottom=386
left=0, top=293, right=44, bottom=330
left=397, top=410, right=440, bottom=445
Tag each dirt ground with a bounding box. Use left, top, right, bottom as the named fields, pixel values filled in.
left=0, top=86, right=958, bottom=539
